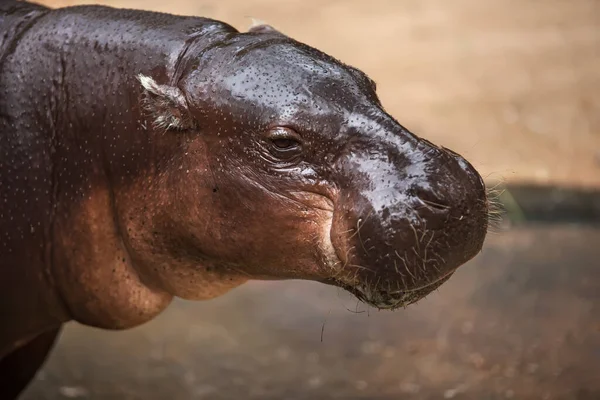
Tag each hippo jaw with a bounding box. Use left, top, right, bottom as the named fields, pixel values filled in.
left=320, top=219, right=461, bottom=310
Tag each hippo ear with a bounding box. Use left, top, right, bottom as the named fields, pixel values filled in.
left=248, top=18, right=286, bottom=36
left=137, top=74, right=195, bottom=131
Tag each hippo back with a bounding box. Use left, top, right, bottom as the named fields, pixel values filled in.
left=0, top=1, right=49, bottom=65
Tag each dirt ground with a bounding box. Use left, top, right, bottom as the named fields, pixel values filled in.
left=37, top=0, right=600, bottom=189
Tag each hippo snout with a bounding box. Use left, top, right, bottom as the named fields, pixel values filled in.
left=328, top=136, right=488, bottom=309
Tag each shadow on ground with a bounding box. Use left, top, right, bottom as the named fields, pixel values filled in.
left=22, top=222, right=600, bottom=399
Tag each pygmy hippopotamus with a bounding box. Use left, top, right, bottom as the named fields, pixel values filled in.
left=0, top=0, right=489, bottom=397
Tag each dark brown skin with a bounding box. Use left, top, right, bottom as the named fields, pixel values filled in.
left=0, top=0, right=489, bottom=397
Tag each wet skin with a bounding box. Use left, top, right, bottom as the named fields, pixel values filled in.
left=0, top=1, right=488, bottom=397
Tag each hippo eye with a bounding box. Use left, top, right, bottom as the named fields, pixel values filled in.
left=265, top=127, right=303, bottom=159
left=271, top=138, right=299, bottom=149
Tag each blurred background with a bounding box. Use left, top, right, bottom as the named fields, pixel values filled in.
left=24, top=0, right=600, bottom=399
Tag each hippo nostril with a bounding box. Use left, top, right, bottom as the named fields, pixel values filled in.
left=420, top=199, right=450, bottom=212
left=410, top=187, right=450, bottom=215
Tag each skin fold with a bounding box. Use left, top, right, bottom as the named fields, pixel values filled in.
left=0, top=1, right=488, bottom=397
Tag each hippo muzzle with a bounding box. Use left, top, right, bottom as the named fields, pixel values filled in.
left=326, top=118, right=488, bottom=309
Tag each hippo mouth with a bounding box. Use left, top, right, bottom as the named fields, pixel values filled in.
left=318, top=212, right=459, bottom=310
left=323, top=269, right=455, bottom=310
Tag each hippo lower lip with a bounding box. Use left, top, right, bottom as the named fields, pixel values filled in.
left=325, top=268, right=455, bottom=310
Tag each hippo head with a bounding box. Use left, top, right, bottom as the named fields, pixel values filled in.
left=136, top=24, right=489, bottom=310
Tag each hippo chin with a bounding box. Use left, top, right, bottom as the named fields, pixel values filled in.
left=0, top=1, right=488, bottom=397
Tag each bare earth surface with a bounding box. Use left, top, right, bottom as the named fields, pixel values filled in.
left=38, top=0, right=600, bottom=188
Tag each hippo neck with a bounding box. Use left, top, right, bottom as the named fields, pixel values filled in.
left=44, top=7, right=241, bottom=328
left=0, top=3, right=239, bottom=348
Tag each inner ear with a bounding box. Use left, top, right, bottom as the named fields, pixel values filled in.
left=137, top=74, right=195, bottom=131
